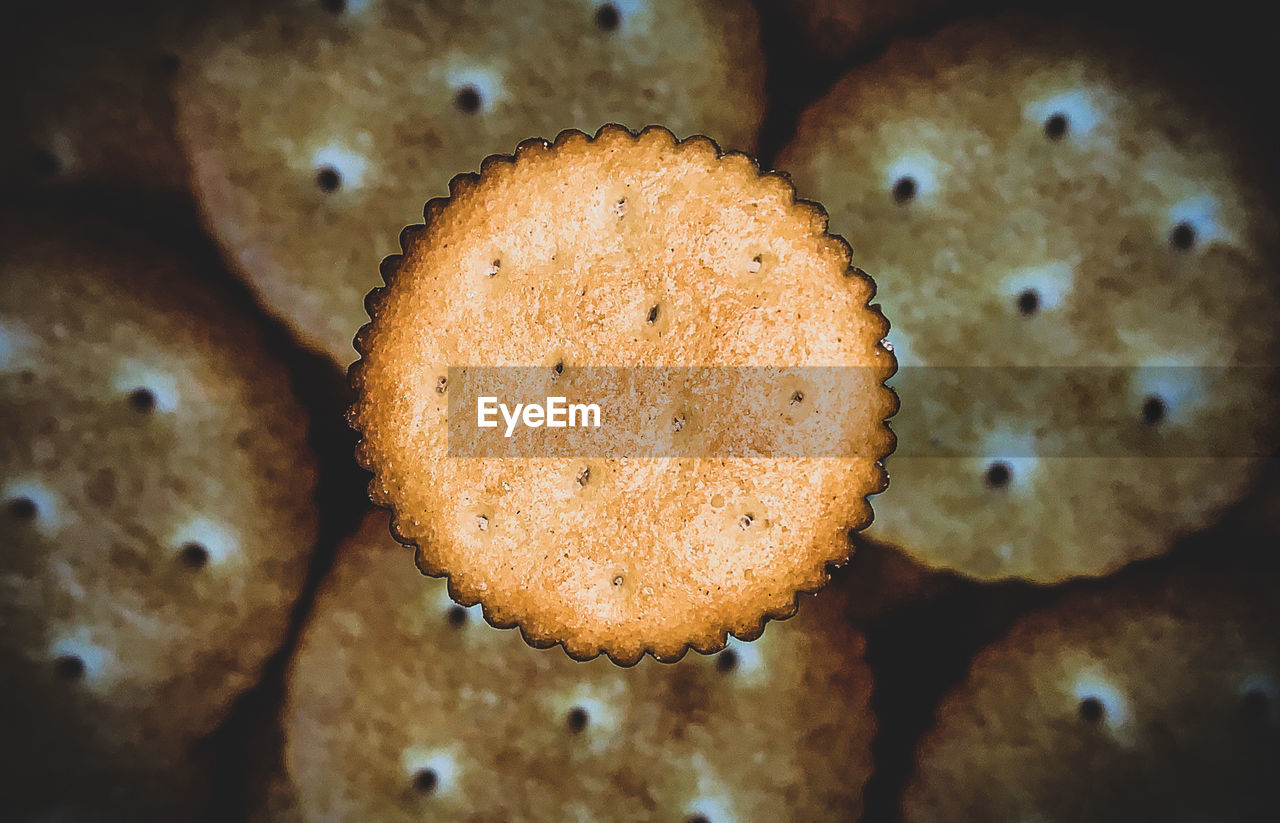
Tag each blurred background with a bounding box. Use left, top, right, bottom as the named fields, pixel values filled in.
left=2, top=1, right=1278, bottom=821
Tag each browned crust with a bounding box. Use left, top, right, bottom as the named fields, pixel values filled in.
left=347, top=124, right=897, bottom=665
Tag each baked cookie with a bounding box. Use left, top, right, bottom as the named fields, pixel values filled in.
left=350, top=125, right=896, bottom=663
left=0, top=0, right=189, bottom=195
left=0, top=212, right=319, bottom=819
left=778, top=16, right=1280, bottom=582
left=902, top=567, right=1280, bottom=821
left=283, top=509, right=877, bottom=823
left=174, top=0, right=768, bottom=364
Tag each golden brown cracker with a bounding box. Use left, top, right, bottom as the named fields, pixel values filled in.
left=350, top=125, right=896, bottom=663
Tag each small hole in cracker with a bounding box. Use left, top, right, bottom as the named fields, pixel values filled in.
left=892, top=176, right=917, bottom=205
left=747, top=254, right=762, bottom=274
left=412, top=768, right=438, bottom=794
left=716, top=648, right=739, bottom=673
left=576, top=466, right=591, bottom=486
left=446, top=605, right=468, bottom=628
left=7, top=497, right=37, bottom=521
left=1016, top=290, right=1040, bottom=316
left=179, top=542, right=209, bottom=570
left=790, top=391, right=805, bottom=406
left=315, top=166, right=341, bottom=193
left=30, top=148, right=61, bottom=178
left=737, top=513, right=754, bottom=530
left=566, top=706, right=589, bottom=733
left=485, top=259, right=500, bottom=277
left=1078, top=696, right=1105, bottom=723
left=672, top=414, right=686, bottom=433
left=454, top=86, right=482, bottom=114
left=475, top=515, right=489, bottom=532
left=128, top=387, right=156, bottom=413
left=1044, top=113, right=1069, bottom=141
left=615, top=197, right=627, bottom=217
left=1170, top=221, right=1196, bottom=251
left=554, top=361, right=564, bottom=376
left=687, top=814, right=712, bottom=823
left=54, top=654, right=85, bottom=681
left=436, top=376, right=448, bottom=394
left=647, top=305, right=660, bottom=324
left=612, top=574, right=624, bottom=587
left=594, top=3, right=621, bottom=31
left=1141, top=395, right=1166, bottom=426
left=984, top=462, right=1012, bottom=489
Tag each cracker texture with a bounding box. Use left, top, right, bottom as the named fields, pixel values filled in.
left=175, top=0, right=768, bottom=363
left=779, top=16, right=1280, bottom=582
left=283, top=509, right=877, bottom=823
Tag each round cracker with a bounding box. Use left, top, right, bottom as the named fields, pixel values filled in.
left=283, top=509, right=877, bottom=822
left=174, top=0, right=768, bottom=364
left=903, top=567, right=1280, bottom=822
left=349, top=125, right=896, bottom=663
left=778, top=16, right=1280, bottom=582
left=0, top=212, right=319, bottom=818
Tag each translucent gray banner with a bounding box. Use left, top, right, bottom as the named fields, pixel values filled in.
left=443, top=366, right=1279, bottom=457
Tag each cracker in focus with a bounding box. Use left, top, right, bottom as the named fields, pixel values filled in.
left=349, top=125, right=896, bottom=663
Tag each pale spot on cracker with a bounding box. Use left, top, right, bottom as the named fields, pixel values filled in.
left=1165, top=195, right=1229, bottom=248
left=445, top=63, right=504, bottom=113
left=1129, top=355, right=1208, bottom=427
left=112, top=360, right=179, bottom=413
left=311, top=144, right=368, bottom=190
left=432, top=583, right=481, bottom=625
left=549, top=686, right=622, bottom=752
left=1024, top=89, right=1103, bottom=138
left=978, top=431, right=1038, bottom=491
left=1002, top=261, right=1074, bottom=312
left=884, top=155, right=939, bottom=203
left=48, top=631, right=115, bottom=688
left=683, top=757, right=739, bottom=823
left=1071, top=672, right=1131, bottom=738
left=401, top=747, right=460, bottom=795
left=593, top=0, right=650, bottom=32
left=715, top=635, right=766, bottom=685
left=4, top=480, right=65, bottom=534
left=172, top=518, right=240, bottom=566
